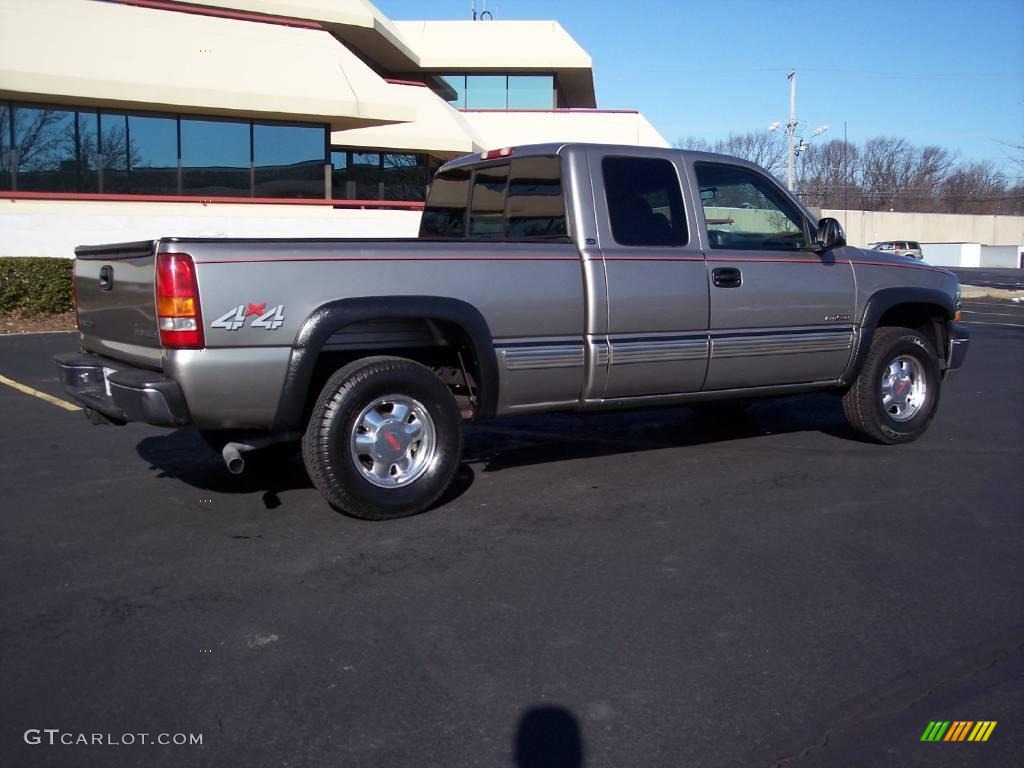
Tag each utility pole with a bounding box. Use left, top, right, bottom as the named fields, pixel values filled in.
left=786, top=70, right=797, bottom=191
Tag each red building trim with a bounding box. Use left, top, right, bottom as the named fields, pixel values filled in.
left=0, top=191, right=424, bottom=210
left=459, top=108, right=640, bottom=114
left=384, top=78, right=430, bottom=88
left=113, top=0, right=323, bottom=30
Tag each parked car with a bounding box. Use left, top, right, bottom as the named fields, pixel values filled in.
left=56, top=143, right=968, bottom=520
left=871, top=241, right=923, bottom=260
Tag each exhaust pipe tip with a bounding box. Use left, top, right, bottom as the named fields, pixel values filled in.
left=220, top=433, right=298, bottom=476
left=222, top=444, right=245, bottom=475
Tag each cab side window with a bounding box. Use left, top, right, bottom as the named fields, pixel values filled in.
left=694, top=163, right=809, bottom=250
left=506, top=156, right=568, bottom=239
left=602, top=157, right=687, bottom=247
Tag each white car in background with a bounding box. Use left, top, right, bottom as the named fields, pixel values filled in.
left=869, top=241, right=924, bottom=260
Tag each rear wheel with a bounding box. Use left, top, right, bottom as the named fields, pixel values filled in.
left=302, top=356, right=463, bottom=520
left=842, top=326, right=941, bottom=444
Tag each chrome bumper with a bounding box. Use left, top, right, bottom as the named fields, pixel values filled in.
left=54, top=352, right=191, bottom=427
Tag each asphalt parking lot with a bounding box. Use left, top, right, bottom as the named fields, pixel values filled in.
left=2, top=300, right=1022, bottom=768
left=950, top=266, right=1024, bottom=291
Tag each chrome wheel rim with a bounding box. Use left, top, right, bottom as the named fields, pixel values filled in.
left=880, top=355, right=927, bottom=422
left=349, top=395, right=437, bottom=488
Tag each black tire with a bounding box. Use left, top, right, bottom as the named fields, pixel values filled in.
left=302, top=356, right=463, bottom=520
left=842, top=326, right=941, bottom=444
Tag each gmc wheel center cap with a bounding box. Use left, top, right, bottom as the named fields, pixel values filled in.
left=376, top=422, right=407, bottom=458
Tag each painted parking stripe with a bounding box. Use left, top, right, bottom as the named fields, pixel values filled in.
left=0, top=374, right=81, bottom=411
left=966, top=321, right=1024, bottom=328
left=962, top=310, right=1024, bottom=318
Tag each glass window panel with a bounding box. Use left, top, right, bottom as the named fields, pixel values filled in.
left=180, top=118, right=250, bottom=196
left=506, top=156, right=567, bottom=239
left=253, top=123, right=324, bottom=198
left=0, top=102, right=10, bottom=190
left=465, top=75, right=507, bottom=109
left=77, top=112, right=99, bottom=192
left=330, top=150, right=349, bottom=199
left=14, top=106, right=97, bottom=192
left=602, top=157, right=687, bottom=247
left=440, top=75, right=466, bottom=108
left=469, top=163, right=509, bottom=238
left=101, top=113, right=177, bottom=195
left=507, top=75, right=554, bottom=109
left=419, top=167, right=471, bottom=238
left=350, top=152, right=381, bottom=199
left=694, top=162, right=808, bottom=250
left=382, top=153, right=428, bottom=201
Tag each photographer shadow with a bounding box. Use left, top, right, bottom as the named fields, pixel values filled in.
left=515, top=705, right=584, bottom=768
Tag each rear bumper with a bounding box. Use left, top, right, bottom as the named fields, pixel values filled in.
left=944, top=321, right=970, bottom=380
left=54, top=353, right=191, bottom=427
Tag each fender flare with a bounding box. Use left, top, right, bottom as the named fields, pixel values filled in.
left=272, top=296, right=499, bottom=430
left=842, top=287, right=955, bottom=385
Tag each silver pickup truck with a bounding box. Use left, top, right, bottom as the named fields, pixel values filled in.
left=56, top=143, right=969, bottom=519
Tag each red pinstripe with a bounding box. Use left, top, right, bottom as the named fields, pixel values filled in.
left=198, top=255, right=580, bottom=264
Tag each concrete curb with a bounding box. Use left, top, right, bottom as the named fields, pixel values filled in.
left=961, top=285, right=1024, bottom=301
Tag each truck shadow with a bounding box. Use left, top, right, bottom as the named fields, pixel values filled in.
left=134, top=393, right=857, bottom=506
left=134, top=430, right=476, bottom=512
left=465, top=392, right=860, bottom=471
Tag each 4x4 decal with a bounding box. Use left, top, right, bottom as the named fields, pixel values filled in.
left=211, top=303, right=285, bottom=331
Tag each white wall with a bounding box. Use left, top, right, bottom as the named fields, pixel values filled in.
left=980, top=245, right=1023, bottom=268
left=917, top=243, right=1023, bottom=268
left=823, top=209, right=1024, bottom=248
left=462, top=110, right=668, bottom=150
left=0, top=200, right=421, bottom=258
left=920, top=243, right=980, bottom=267
left=5, top=199, right=1023, bottom=262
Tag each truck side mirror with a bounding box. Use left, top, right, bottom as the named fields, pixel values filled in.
left=814, top=217, right=846, bottom=252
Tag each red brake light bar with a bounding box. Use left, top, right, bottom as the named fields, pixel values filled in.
left=156, top=252, right=204, bottom=349
left=480, top=147, right=514, bottom=160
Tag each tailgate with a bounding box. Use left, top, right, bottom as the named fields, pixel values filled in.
left=74, top=240, right=161, bottom=358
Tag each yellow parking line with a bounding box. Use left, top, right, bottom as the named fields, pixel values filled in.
left=0, top=374, right=81, bottom=411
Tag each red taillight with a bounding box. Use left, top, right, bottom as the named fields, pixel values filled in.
left=156, top=252, right=204, bottom=349
left=480, top=147, right=514, bottom=160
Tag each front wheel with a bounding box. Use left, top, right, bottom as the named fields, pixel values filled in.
left=302, top=357, right=463, bottom=520
left=842, top=326, right=941, bottom=444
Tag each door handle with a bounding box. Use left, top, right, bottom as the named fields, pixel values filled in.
left=712, top=267, right=742, bottom=288
left=99, top=265, right=113, bottom=291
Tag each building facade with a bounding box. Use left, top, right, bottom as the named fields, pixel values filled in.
left=0, top=0, right=667, bottom=256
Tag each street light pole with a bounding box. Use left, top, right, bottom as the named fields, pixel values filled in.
left=786, top=70, right=797, bottom=191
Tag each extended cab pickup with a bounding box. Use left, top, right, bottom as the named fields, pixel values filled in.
left=57, top=143, right=969, bottom=519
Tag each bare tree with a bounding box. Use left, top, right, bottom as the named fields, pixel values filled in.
left=939, top=161, right=1013, bottom=214
left=675, top=131, right=786, bottom=177
left=678, top=130, right=1023, bottom=213
left=795, top=140, right=860, bottom=209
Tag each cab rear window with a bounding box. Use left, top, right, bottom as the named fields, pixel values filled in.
left=418, top=167, right=470, bottom=238
left=419, top=156, right=568, bottom=241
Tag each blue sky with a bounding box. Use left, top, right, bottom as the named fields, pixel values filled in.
left=377, top=0, right=1024, bottom=175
